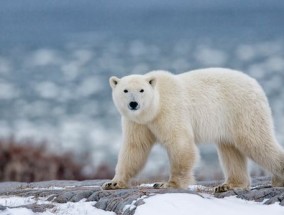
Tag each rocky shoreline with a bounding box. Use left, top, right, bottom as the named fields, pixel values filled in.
left=0, top=177, right=283, bottom=214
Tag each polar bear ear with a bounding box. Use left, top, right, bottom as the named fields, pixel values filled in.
left=109, top=76, right=120, bottom=89
left=146, top=76, right=156, bottom=88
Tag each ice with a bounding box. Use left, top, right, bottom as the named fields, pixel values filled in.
left=129, top=40, right=147, bottom=57
left=1, top=208, right=34, bottom=215
left=1, top=194, right=283, bottom=215
left=265, top=56, right=284, bottom=72
left=195, top=46, right=227, bottom=66
left=72, top=49, right=93, bottom=65
left=34, top=81, right=60, bottom=99
left=42, top=201, right=115, bottom=215
left=0, top=57, right=12, bottom=74
left=28, top=49, right=62, bottom=67
left=132, top=63, right=150, bottom=74
left=76, top=76, right=103, bottom=97
left=236, top=45, right=256, bottom=61
left=248, top=63, right=266, bottom=79
left=135, top=194, right=284, bottom=215
left=61, top=62, right=81, bottom=81
left=0, top=82, right=19, bottom=100
left=0, top=196, right=115, bottom=215
left=172, top=58, right=191, bottom=72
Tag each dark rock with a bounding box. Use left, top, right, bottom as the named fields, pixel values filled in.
left=54, top=191, right=77, bottom=203
left=214, top=189, right=238, bottom=198
left=87, top=190, right=113, bottom=201
left=135, top=199, right=145, bottom=207
left=0, top=205, right=7, bottom=211
left=214, top=181, right=284, bottom=206
left=70, top=190, right=94, bottom=202
left=264, top=192, right=284, bottom=205
left=92, top=187, right=200, bottom=214
left=280, top=199, right=284, bottom=206
left=47, top=194, right=58, bottom=201
left=94, top=199, right=108, bottom=210
left=16, top=204, right=55, bottom=213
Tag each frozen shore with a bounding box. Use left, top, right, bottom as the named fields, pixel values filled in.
left=0, top=177, right=284, bottom=215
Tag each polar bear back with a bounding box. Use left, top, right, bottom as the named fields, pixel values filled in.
left=147, top=68, right=272, bottom=144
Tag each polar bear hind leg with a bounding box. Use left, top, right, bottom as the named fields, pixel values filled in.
left=214, top=143, right=250, bottom=193
left=215, top=134, right=284, bottom=193
left=241, top=136, right=284, bottom=187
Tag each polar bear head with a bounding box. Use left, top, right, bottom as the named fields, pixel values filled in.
left=109, top=74, right=159, bottom=124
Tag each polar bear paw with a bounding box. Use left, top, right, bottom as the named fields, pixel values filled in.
left=214, top=184, right=232, bottom=193
left=102, top=181, right=128, bottom=190
left=153, top=182, right=168, bottom=189
left=214, top=182, right=249, bottom=193
left=153, top=181, right=181, bottom=189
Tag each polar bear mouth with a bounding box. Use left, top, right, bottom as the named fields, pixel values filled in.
left=128, top=101, right=140, bottom=111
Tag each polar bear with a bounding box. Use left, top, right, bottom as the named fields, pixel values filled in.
left=102, top=68, right=284, bottom=192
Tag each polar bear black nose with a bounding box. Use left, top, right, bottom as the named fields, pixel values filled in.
left=129, top=101, right=139, bottom=110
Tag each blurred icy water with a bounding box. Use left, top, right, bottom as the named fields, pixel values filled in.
left=0, top=4, right=284, bottom=177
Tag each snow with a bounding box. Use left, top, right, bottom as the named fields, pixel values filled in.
left=26, top=186, right=72, bottom=190
left=123, top=195, right=148, bottom=213
left=0, top=196, right=35, bottom=207
left=0, top=196, right=115, bottom=215
left=0, top=192, right=284, bottom=215
left=1, top=208, right=34, bottom=215
left=135, top=193, right=284, bottom=215
left=140, top=184, right=214, bottom=193
left=42, top=201, right=114, bottom=215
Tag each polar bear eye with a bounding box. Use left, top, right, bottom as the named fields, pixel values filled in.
left=124, top=89, right=128, bottom=93
left=140, top=89, right=144, bottom=93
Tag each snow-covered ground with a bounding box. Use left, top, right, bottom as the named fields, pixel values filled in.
left=1, top=194, right=283, bottom=215
left=135, top=194, right=284, bottom=215
left=0, top=196, right=115, bottom=215
left=0, top=186, right=283, bottom=215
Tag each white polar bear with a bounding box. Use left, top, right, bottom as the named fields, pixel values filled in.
left=102, top=68, right=284, bottom=192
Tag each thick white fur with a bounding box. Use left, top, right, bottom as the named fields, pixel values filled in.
left=103, top=68, right=284, bottom=190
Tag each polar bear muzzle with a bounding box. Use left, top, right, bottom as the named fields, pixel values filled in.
left=128, top=101, right=139, bottom=110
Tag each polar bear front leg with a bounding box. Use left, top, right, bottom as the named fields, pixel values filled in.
left=154, top=135, right=198, bottom=189
left=102, top=119, right=155, bottom=190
